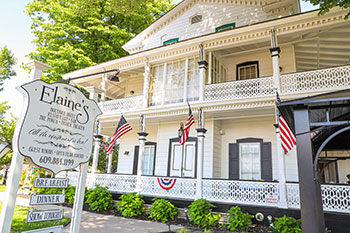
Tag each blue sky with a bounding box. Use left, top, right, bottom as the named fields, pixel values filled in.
left=0, top=0, right=319, bottom=119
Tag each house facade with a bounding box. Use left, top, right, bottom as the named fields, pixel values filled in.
left=60, top=0, right=350, bottom=216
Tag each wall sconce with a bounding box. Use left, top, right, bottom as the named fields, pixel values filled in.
left=219, top=129, right=225, bottom=135
left=124, top=151, right=129, bottom=156
left=130, top=90, right=135, bottom=95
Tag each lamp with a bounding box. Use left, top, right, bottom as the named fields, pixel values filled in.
left=178, top=123, right=184, bottom=139
left=107, top=69, right=120, bottom=82
left=0, top=142, right=12, bottom=159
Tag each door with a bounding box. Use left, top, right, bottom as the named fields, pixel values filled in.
left=169, top=141, right=196, bottom=177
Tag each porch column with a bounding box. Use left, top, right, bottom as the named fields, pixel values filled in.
left=142, top=59, right=150, bottom=108
left=136, top=115, right=148, bottom=193
left=270, top=29, right=287, bottom=209
left=294, top=107, right=325, bottom=233
left=25, top=60, right=51, bottom=80
left=101, top=73, right=107, bottom=101
left=195, top=108, right=206, bottom=199
left=198, top=44, right=208, bottom=102
left=85, top=86, right=104, bottom=175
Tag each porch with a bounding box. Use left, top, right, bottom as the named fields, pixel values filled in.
left=57, top=172, right=350, bottom=214
left=99, top=65, right=350, bottom=114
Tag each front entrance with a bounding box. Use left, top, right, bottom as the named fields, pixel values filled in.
left=168, top=138, right=197, bottom=178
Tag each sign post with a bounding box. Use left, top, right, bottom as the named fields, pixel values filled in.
left=0, top=79, right=101, bottom=233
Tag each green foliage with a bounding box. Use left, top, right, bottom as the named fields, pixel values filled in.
left=148, top=198, right=179, bottom=223
left=65, top=185, right=76, bottom=204
left=202, top=229, right=212, bottom=233
left=0, top=46, right=16, bottom=91
left=117, top=192, right=145, bottom=217
left=88, top=143, right=119, bottom=173
left=227, top=206, right=252, bottom=231
left=306, top=0, right=350, bottom=19
left=188, top=199, right=221, bottom=228
left=85, top=185, right=114, bottom=212
left=273, top=216, right=302, bottom=233
left=26, top=0, right=174, bottom=82
left=177, top=229, right=188, bottom=233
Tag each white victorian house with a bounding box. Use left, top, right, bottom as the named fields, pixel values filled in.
left=58, top=0, right=350, bottom=226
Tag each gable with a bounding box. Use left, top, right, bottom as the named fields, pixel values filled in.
left=123, top=0, right=300, bottom=54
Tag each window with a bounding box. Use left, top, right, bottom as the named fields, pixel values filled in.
left=163, top=38, right=179, bottom=46
left=210, top=54, right=227, bottom=84
left=239, top=143, right=261, bottom=180
left=229, top=138, right=272, bottom=181
left=215, top=23, right=236, bottom=32
left=236, top=61, right=259, bottom=80
left=190, top=15, right=202, bottom=24
left=148, top=57, right=200, bottom=106
left=142, top=145, right=156, bottom=175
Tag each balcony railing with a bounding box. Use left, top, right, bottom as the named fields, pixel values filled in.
left=98, top=95, right=143, bottom=113
left=58, top=172, right=350, bottom=213
left=280, top=65, right=350, bottom=94
left=99, top=65, right=350, bottom=114
left=204, top=76, right=275, bottom=101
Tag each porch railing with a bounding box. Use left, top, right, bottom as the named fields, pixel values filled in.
left=280, top=65, right=350, bottom=94
left=98, top=95, right=143, bottom=113
left=203, top=179, right=279, bottom=207
left=204, top=76, right=275, bottom=101
left=59, top=172, right=350, bottom=214
left=287, top=183, right=350, bottom=213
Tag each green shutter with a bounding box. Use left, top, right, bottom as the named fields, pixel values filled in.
left=215, top=23, right=236, bottom=32
left=163, top=38, right=179, bottom=46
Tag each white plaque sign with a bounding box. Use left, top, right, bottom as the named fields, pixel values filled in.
left=26, top=209, right=63, bottom=223
left=17, top=80, right=102, bottom=174
left=33, top=178, right=69, bottom=188
left=22, top=225, right=63, bottom=233
left=30, top=194, right=65, bottom=205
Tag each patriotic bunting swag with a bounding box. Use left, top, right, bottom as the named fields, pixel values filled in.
left=107, top=115, right=132, bottom=153
left=157, top=178, right=177, bottom=190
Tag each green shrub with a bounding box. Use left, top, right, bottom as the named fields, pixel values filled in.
left=188, top=199, right=221, bottom=228
left=117, top=192, right=145, bottom=217
left=85, top=185, right=114, bottom=212
left=148, top=198, right=179, bottom=223
left=65, top=185, right=76, bottom=204
left=227, top=206, right=252, bottom=231
left=177, top=229, right=188, bottom=233
left=273, top=216, right=301, bottom=233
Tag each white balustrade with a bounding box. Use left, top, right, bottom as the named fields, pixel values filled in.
left=99, top=95, right=143, bottom=114
left=202, top=179, right=279, bottom=207
left=140, top=176, right=197, bottom=200
left=281, top=65, right=350, bottom=94
left=287, top=183, right=350, bottom=213
left=204, top=76, right=275, bottom=101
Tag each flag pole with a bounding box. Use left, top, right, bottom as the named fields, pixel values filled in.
left=270, top=28, right=288, bottom=209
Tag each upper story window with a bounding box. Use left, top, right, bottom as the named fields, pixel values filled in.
left=163, top=38, right=179, bottom=46
left=148, top=57, right=200, bottom=107
left=215, top=23, right=236, bottom=32
left=236, top=61, right=259, bottom=80
left=190, top=15, right=202, bottom=24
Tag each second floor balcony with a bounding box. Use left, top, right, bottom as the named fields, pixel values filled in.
left=99, top=65, right=350, bottom=114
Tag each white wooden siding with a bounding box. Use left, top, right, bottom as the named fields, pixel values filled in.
left=137, top=3, right=294, bottom=53
left=213, top=120, right=222, bottom=178
left=125, top=76, right=144, bottom=97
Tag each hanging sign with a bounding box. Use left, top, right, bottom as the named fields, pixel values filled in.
left=17, top=80, right=102, bottom=174
left=33, top=177, right=69, bottom=188
left=30, top=193, right=65, bottom=205
left=157, top=177, right=177, bottom=190
left=22, top=225, right=63, bottom=233
left=26, top=209, right=64, bottom=223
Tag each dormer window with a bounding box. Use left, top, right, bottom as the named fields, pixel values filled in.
left=163, top=38, right=179, bottom=46
left=216, top=23, right=236, bottom=32
left=190, top=15, right=202, bottom=24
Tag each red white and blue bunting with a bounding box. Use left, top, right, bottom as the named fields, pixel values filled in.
left=157, top=178, right=176, bottom=190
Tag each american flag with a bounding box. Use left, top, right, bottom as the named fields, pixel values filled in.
left=180, top=104, right=194, bottom=145
left=107, top=115, right=132, bottom=153
left=276, top=91, right=296, bottom=153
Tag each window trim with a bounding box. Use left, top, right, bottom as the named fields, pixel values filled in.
left=163, top=38, right=179, bottom=46
left=236, top=61, right=259, bottom=81
left=215, top=23, right=236, bottom=32
left=133, top=142, right=157, bottom=176
left=239, top=142, right=261, bottom=180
